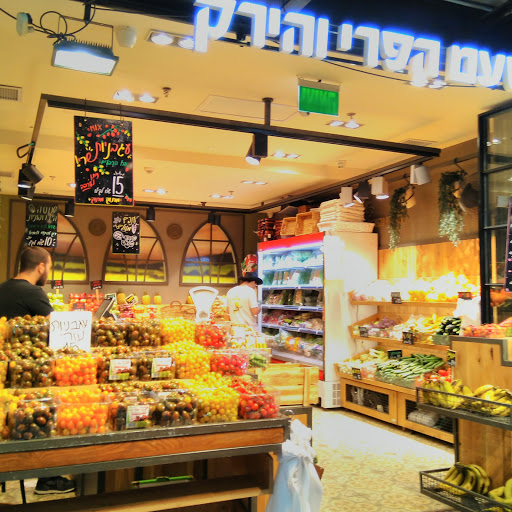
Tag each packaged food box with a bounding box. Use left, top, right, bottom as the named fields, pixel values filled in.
left=8, top=396, right=56, bottom=440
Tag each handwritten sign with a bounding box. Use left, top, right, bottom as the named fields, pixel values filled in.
left=49, top=311, right=92, bottom=352
left=51, top=280, right=64, bottom=290
left=90, top=280, right=103, bottom=290
left=74, top=116, right=133, bottom=206
left=25, top=202, right=58, bottom=248
left=112, top=212, right=140, bottom=254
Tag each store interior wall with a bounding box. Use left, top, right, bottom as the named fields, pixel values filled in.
left=6, top=199, right=244, bottom=303
left=0, top=195, right=11, bottom=282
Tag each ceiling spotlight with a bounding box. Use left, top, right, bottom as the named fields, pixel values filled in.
left=68, top=183, right=76, bottom=188
left=113, top=89, right=134, bottom=102
left=149, top=31, right=174, bottom=45
left=286, top=153, right=300, bottom=159
left=138, top=93, right=158, bottom=103
left=340, top=186, right=354, bottom=207
left=354, top=180, right=371, bottom=202
left=410, top=164, right=431, bottom=185
left=146, top=205, right=156, bottom=222
left=277, top=169, right=298, bottom=175
left=328, top=120, right=344, bottom=127
left=255, top=182, right=267, bottom=185
left=18, top=170, right=32, bottom=189
left=242, top=180, right=255, bottom=184
left=222, top=194, right=234, bottom=199
left=344, top=113, right=361, bottom=129
left=52, top=40, right=119, bottom=76
left=143, top=188, right=155, bottom=193
left=18, top=184, right=35, bottom=200
left=245, top=133, right=268, bottom=166
left=371, top=177, right=389, bottom=199
left=115, top=26, right=137, bottom=48
left=156, top=188, right=166, bottom=195
left=273, top=150, right=286, bottom=158
left=64, top=200, right=75, bottom=218
left=20, top=162, right=43, bottom=184
left=210, top=194, right=221, bottom=199
left=178, top=37, right=194, bottom=50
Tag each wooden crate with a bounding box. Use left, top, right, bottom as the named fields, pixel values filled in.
left=258, top=363, right=319, bottom=405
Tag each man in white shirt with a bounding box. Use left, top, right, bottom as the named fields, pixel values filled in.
left=227, top=272, right=263, bottom=331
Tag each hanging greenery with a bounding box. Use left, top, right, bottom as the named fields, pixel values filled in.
left=388, top=185, right=409, bottom=250
left=438, top=170, right=466, bottom=246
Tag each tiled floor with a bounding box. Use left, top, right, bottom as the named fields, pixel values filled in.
left=0, top=407, right=455, bottom=510
left=313, top=406, right=455, bottom=512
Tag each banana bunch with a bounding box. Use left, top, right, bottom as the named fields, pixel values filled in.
left=471, top=385, right=512, bottom=417
left=488, top=477, right=512, bottom=507
left=438, top=463, right=490, bottom=496
left=423, top=379, right=472, bottom=409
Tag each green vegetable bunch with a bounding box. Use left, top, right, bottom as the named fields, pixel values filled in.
left=388, top=185, right=409, bottom=250
left=438, top=170, right=466, bottom=246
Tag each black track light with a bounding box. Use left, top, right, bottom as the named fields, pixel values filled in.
left=65, top=200, right=75, bottom=217
left=354, top=180, right=371, bottom=203
left=208, top=211, right=221, bottom=226
left=18, top=184, right=35, bottom=201
left=146, top=205, right=156, bottom=222
left=20, top=162, right=43, bottom=184
left=245, top=133, right=268, bottom=165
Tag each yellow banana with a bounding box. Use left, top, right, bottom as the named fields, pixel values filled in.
left=489, top=486, right=505, bottom=500
left=504, top=478, right=512, bottom=500
left=474, top=384, right=495, bottom=397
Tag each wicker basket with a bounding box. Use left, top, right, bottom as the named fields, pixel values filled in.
left=295, top=211, right=321, bottom=236
left=280, top=217, right=297, bottom=237
left=317, top=221, right=375, bottom=233
left=160, top=301, right=196, bottom=320
left=297, top=205, right=311, bottom=214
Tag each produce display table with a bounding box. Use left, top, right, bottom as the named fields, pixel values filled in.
left=0, top=418, right=289, bottom=512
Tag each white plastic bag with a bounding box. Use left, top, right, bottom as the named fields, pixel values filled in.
left=265, top=419, right=323, bottom=512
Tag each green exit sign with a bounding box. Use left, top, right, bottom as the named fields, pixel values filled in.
left=298, top=80, right=339, bottom=116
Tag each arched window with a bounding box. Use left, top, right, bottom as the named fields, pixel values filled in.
left=18, top=213, right=88, bottom=282
left=181, top=222, right=237, bottom=285
left=104, top=218, right=166, bottom=283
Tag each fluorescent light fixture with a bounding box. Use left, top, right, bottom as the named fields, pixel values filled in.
left=255, top=181, right=267, bottom=185
left=69, top=182, right=76, bottom=188
left=328, top=120, right=344, bottom=127
left=277, top=169, right=298, bottom=175
left=156, top=188, right=166, bottom=195
left=340, top=186, right=354, bottom=207
left=64, top=200, right=75, bottom=218
left=242, top=180, right=255, bottom=184
left=371, top=177, right=389, bottom=199
left=210, top=194, right=221, bottom=198
left=146, top=205, right=156, bottom=222
left=354, top=180, right=370, bottom=201
left=273, top=150, right=286, bottom=158
left=138, top=93, right=157, bottom=103
left=52, top=40, right=119, bottom=76
left=143, top=188, right=155, bottom=193
left=178, top=37, right=194, bottom=50
left=113, top=89, right=134, bottom=102
left=344, top=113, right=361, bottom=129
left=286, top=153, right=300, bottom=159
left=150, top=32, right=174, bottom=45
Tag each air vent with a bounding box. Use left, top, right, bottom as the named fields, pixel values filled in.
left=0, top=85, right=22, bottom=102
left=400, top=138, right=436, bottom=146
left=0, top=171, right=12, bottom=178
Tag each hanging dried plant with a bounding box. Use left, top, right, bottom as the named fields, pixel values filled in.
left=438, top=170, right=466, bottom=246
left=388, top=185, right=409, bottom=250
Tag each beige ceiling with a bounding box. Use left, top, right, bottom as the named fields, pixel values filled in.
left=0, top=0, right=510, bottom=209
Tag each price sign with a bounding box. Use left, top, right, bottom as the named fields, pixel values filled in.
left=125, top=293, right=138, bottom=305
left=358, top=326, right=369, bottom=338
left=109, top=359, right=132, bottom=381
left=458, top=291, right=472, bottom=300
left=447, top=349, right=456, bottom=367
left=72, top=302, right=86, bottom=311
left=25, top=202, right=58, bottom=248
left=90, top=280, right=103, bottom=290
left=402, top=331, right=415, bottom=344
left=74, top=116, right=133, bottom=206
left=51, top=280, right=64, bottom=290
left=49, top=311, right=92, bottom=352
left=352, top=367, right=362, bottom=380
left=387, top=349, right=402, bottom=360
left=391, top=292, right=402, bottom=304
left=112, top=212, right=140, bottom=254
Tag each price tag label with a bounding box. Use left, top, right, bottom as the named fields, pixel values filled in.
left=387, top=349, right=402, bottom=360
left=51, top=280, right=64, bottom=290
left=109, top=359, right=132, bottom=381
left=402, top=331, right=415, bottom=344
left=352, top=367, right=362, bottom=380
left=90, top=280, right=103, bottom=290
left=151, top=358, right=174, bottom=379
left=458, top=291, right=472, bottom=300
left=49, top=311, right=92, bottom=352
left=391, top=292, right=402, bottom=304
left=126, top=404, right=150, bottom=429
left=125, top=293, right=138, bottom=305
left=72, top=302, right=86, bottom=311
left=358, top=326, right=369, bottom=338
left=447, top=349, right=456, bottom=367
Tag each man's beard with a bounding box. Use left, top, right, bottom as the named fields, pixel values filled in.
left=36, top=268, right=49, bottom=287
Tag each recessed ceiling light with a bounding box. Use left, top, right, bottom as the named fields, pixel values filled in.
left=150, top=32, right=174, bottom=45
left=328, top=120, right=344, bottom=127
left=255, top=181, right=267, bottom=185
left=242, top=180, right=255, bottom=184
left=273, top=150, right=286, bottom=158
left=210, top=194, right=221, bottom=198
left=276, top=169, right=298, bottom=175
left=178, top=37, right=194, bottom=50
left=286, top=153, right=300, bottom=159
left=68, top=182, right=76, bottom=188
left=138, top=93, right=157, bottom=103
left=156, top=188, right=166, bottom=195
left=222, top=194, right=234, bottom=199
left=113, top=89, right=134, bottom=102
left=143, top=188, right=155, bottom=193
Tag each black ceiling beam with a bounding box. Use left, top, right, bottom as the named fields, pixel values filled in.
left=481, top=0, right=512, bottom=25
left=42, top=94, right=440, bottom=157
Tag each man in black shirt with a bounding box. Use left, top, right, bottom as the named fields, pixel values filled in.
left=0, top=247, right=75, bottom=495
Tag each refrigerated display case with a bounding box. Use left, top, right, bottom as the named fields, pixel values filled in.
left=258, top=231, right=378, bottom=407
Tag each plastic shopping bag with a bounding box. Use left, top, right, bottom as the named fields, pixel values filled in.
left=265, top=420, right=323, bottom=512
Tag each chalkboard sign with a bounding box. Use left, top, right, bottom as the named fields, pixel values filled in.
left=90, top=280, right=103, bottom=290
left=112, top=212, right=140, bottom=254
left=387, top=350, right=402, bottom=360
left=391, top=292, right=402, bottom=304
left=51, top=280, right=64, bottom=290
left=402, top=331, right=415, bottom=344
left=74, top=116, right=133, bottom=206
left=352, top=367, right=362, bottom=380
left=25, top=202, right=58, bottom=248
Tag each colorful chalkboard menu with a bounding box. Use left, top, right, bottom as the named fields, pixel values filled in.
left=74, top=116, right=133, bottom=206
left=112, top=212, right=140, bottom=254
left=25, top=202, right=58, bottom=248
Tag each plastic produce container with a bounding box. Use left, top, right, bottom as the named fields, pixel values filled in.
left=91, top=317, right=127, bottom=347
left=156, top=389, right=198, bottom=427
left=110, top=391, right=160, bottom=431
left=54, top=352, right=97, bottom=386
left=238, top=387, right=280, bottom=420
left=8, top=397, right=56, bottom=440
left=209, top=349, right=249, bottom=376
left=8, top=357, right=55, bottom=388
left=195, top=323, right=227, bottom=349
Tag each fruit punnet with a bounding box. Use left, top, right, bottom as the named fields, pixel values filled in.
left=209, top=350, right=249, bottom=376
left=195, top=323, right=227, bottom=349
left=157, top=389, right=198, bottom=427
left=229, top=378, right=280, bottom=420
left=110, top=391, right=159, bottom=431
left=54, top=352, right=97, bottom=386
left=8, top=393, right=56, bottom=440
left=161, top=318, right=196, bottom=345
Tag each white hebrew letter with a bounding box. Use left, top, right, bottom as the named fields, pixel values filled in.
left=194, top=0, right=236, bottom=53
left=410, top=38, right=441, bottom=80
left=354, top=26, right=380, bottom=68
left=236, top=2, right=267, bottom=49
left=503, top=56, right=512, bottom=92
left=445, top=45, right=478, bottom=85
left=477, top=51, right=506, bottom=87
left=314, top=17, right=329, bottom=59
left=336, top=23, right=353, bottom=51
left=380, top=31, right=414, bottom=72
left=281, top=12, right=316, bottom=57
left=267, top=7, right=281, bottom=38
